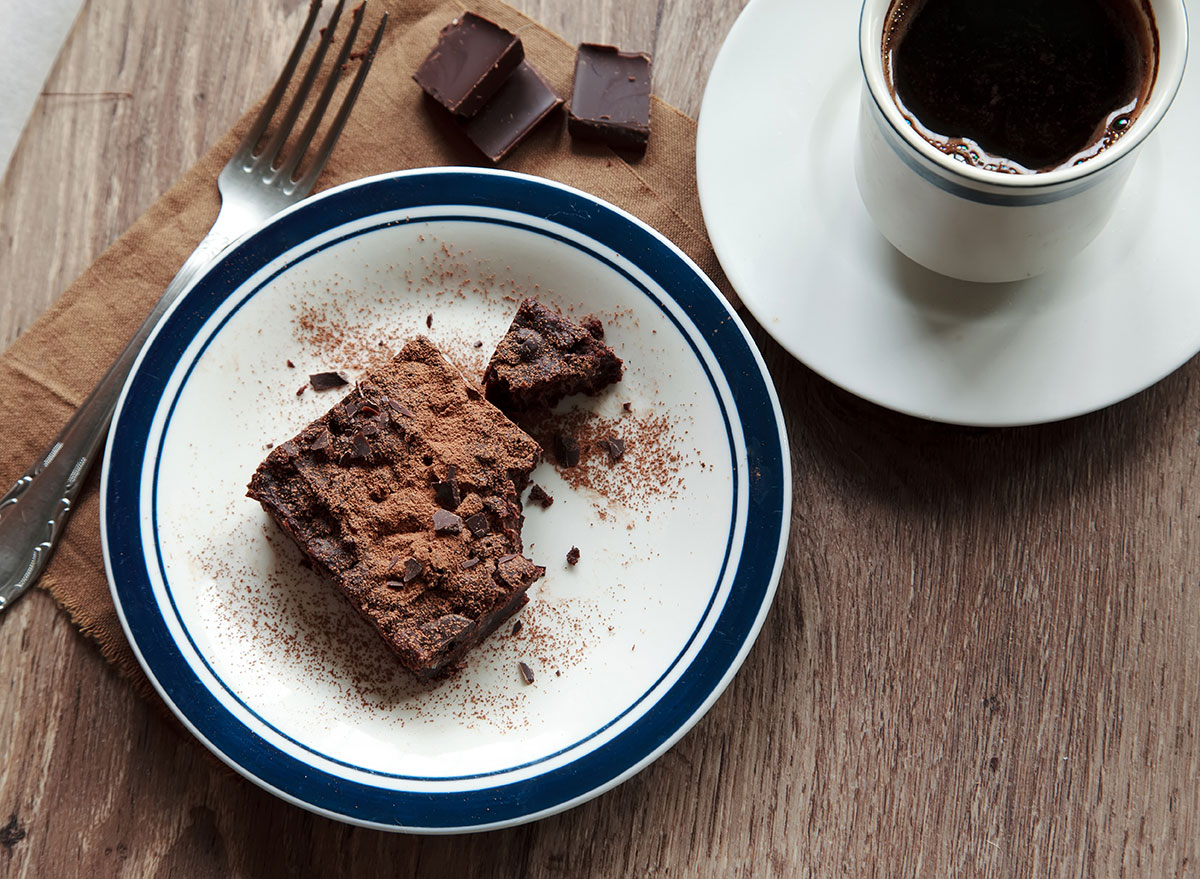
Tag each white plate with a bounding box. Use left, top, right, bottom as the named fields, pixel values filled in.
left=697, top=0, right=1200, bottom=426
left=101, top=168, right=790, bottom=832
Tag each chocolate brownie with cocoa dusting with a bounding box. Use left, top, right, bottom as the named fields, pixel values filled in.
left=247, top=337, right=544, bottom=680
left=482, top=298, right=623, bottom=416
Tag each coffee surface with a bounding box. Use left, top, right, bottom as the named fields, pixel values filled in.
left=883, top=0, right=1157, bottom=172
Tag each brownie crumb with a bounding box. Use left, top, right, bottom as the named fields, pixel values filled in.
left=309, top=371, right=349, bottom=391
left=518, top=661, right=535, bottom=684
left=553, top=433, right=580, bottom=467
left=482, top=299, right=623, bottom=416
left=433, top=509, right=463, bottom=534
left=582, top=316, right=604, bottom=339
left=528, top=483, right=554, bottom=508
left=566, top=546, right=580, bottom=566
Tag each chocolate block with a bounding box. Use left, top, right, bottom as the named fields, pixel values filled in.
left=247, top=337, right=545, bottom=680
left=568, top=44, right=652, bottom=150
left=483, top=299, right=623, bottom=416
left=460, top=61, right=562, bottom=162
left=413, top=12, right=524, bottom=118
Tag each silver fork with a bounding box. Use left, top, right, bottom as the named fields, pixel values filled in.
left=0, top=0, right=387, bottom=611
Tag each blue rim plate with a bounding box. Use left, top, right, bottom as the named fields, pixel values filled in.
left=101, top=168, right=790, bottom=832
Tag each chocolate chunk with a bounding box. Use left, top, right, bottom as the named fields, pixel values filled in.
left=622, top=401, right=632, bottom=413
left=465, top=512, right=490, bottom=538
left=568, top=44, right=652, bottom=150
left=566, top=546, right=580, bottom=566
left=459, top=61, right=562, bottom=162
left=528, top=483, right=554, bottom=508
left=413, top=12, right=524, bottom=118
left=433, top=509, right=463, bottom=533
left=286, top=359, right=295, bottom=368
left=514, top=330, right=541, bottom=361
left=388, top=398, right=415, bottom=418
left=426, top=313, right=433, bottom=329
left=351, top=431, right=371, bottom=459
left=310, top=428, right=332, bottom=451
left=402, top=557, right=424, bottom=583
left=599, top=435, right=625, bottom=463
left=553, top=432, right=580, bottom=467
left=511, top=620, right=523, bottom=636
left=434, top=478, right=462, bottom=510
left=344, top=398, right=362, bottom=417
left=518, top=661, right=535, bottom=684
left=462, top=556, right=481, bottom=570
left=474, top=340, right=483, bottom=348
left=310, top=371, right=349, bottom=391
left=297, top=385, right=307, bottom=396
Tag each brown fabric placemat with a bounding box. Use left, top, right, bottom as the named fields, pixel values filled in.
left=0, top=0, right=732, bottom=701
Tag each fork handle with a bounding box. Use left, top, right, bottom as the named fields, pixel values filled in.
left=0, top=229, right=235, bottom=611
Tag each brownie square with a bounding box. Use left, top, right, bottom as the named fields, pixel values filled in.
left=247, top=337, right=544, bottom=679
left=483, top=299, right=623, bottom=416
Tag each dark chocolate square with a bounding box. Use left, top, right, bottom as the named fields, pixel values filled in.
left=568, top=44, right=652, bottom=150
left=413, top=12, right=524, bottom=118
left=459, top=60, right=563, bottom=162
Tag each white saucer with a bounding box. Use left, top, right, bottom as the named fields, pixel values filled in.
left=697, top=0, right=1200, bottom=426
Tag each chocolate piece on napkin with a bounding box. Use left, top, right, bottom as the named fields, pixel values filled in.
left=413, top=12, right=524, bottom=117
left=458, top=60, right=562, bottom=162
left=568, top=43, right=652, bottom=150
left=0, top=0, right=733, bottom=699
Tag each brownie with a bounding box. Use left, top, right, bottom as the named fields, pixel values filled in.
left=247, top=337, right=544, bottom=680
left=482, top=299, right=623, bottom=416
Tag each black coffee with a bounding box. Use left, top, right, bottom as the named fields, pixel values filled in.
left=882, top=0, right=1158, bottom=173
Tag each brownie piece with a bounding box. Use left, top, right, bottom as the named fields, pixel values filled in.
left=247, top=337, right=544, bottom=680
left=483, top=299, right=623, bottom=415
left=568, top=44, right=652, bottom=150
left=413, top=12, right=524, bottom=118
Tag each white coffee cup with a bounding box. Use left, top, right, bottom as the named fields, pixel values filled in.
left=855, top=0, right=1189, bottom=283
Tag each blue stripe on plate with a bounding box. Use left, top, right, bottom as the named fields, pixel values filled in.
left=106, top=170, right=787, bottom=830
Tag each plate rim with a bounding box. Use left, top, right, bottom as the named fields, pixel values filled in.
left=101, top=167, right=793, bottom=833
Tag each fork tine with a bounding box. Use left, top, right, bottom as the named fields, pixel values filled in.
left=233, top=0, right=323, bottom=166
left=255, top=0, right=347, bottom=172
left=293, top=12, right=388, bottom=195
left=275, top=2, right=366, bottom=187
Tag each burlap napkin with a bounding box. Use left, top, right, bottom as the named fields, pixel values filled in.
left=0, top=0, right=732, bottom=701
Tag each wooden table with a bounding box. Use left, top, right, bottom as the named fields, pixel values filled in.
left=2, top=1, right=1198, bottom=875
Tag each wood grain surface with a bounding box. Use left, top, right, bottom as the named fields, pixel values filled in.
left=1, top=0, right=1198, bottom=876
